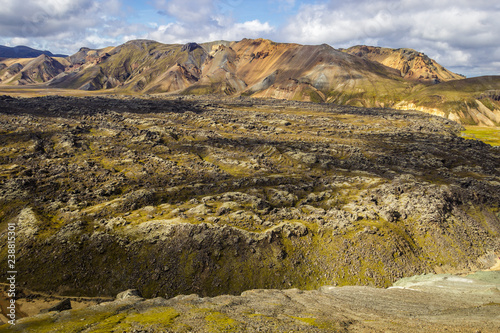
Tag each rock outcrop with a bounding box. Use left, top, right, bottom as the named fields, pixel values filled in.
left=8, top=271, right=500, bottom=332
left=0, top=96, right=498, bottom=302
left=344, top=45, right=465, bottom=83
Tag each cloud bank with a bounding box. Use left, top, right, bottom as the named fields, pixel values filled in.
left=0, top=0, right=499, bottom=77
left=147, top=0, right=274, bottom=43
left=281, top=0, right=500, bottom=76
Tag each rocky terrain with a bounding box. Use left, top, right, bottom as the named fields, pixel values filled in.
left=2, top=38, right=500, bottom=125
left=0, top=94, right=498, bottom=309
left=4, top=270, right=500, bottom=332
left=343, top=45, right=465, bottom=84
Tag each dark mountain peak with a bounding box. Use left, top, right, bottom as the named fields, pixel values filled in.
left=181, top=42, right=203, bottom=52
left=0, top=45, right=67, bottom=58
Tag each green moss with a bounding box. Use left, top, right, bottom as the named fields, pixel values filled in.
left=117, top=307, right=180, bottom=330
left=0, top=307, right=180, bottom=333
left=203, top=155, right=253, bottom=177
left=87, top=312, right=129, bottom=332
left=290, top=316, right=339, bottom=330
left=181, top=85, right=218, bottom=95
left=461, top=126, right=500, bottom=146
left=308, top=90, right=324, bottom=103
left=464, top=206, right=499, bottom=237
left=205, top=311, right=241, bottom=332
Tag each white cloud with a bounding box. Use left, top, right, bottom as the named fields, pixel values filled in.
left=0, top=0, right=99, bottom=37
left=211, top=20, right=274, bottom=40
left=147, top=19, right=273, bottom=44
left=84, top=34, right=118, bottom=46
left=280, top=0, right=500, bottom=77
left=0, top=0, right=130, bottom=54
left=0, top=0, right=499, bottom=77
left=153, top=0, right=215, bottom=23
left=9, top=37, right=31, bottom=46
left=147, top=0, right=274, bottom=43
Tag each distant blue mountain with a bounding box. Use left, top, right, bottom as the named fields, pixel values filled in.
left=0, top=45, right=67, bottom=58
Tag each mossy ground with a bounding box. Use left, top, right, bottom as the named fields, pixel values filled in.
left=0, top=307, right=181, bottom=333
left=0, top=96, right=498, bottom=314
left=461, top=126, right=500, bottom=146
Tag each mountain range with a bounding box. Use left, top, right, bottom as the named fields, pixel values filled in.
left=0, top=45, right=67, bottom=59
left=0, top=39, right=499, bottom=126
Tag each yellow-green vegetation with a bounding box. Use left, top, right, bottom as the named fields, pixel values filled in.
left=484, top=302, right=500, bottom=306
left=290, top=316, right=339, bottom=330
left=0, top=307, right=181, bottom=333
left=0, top=95, right=498, bottom=313
left=205, top=311, right=243, bottom=332
left=307, top=89, right=324, bottom=103
left=111, top=307, right=180, bottom=331
left=400, top=76, right=500, bottom=125
left=181, top=84, right=219, bottom=95
left=461, top=126, right=500, bottom=146
left=0, top=311, right=117, bottom=333
left=409, top=76, right=500, bottom=102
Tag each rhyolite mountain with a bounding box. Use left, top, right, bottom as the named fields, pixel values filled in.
left=0, top=54, right=66, bottom=85
left=342, top=45, right=465, bottom=84
left=1, top=38, right=499, bottom=126
left=0, top=46, right=499, bottom=331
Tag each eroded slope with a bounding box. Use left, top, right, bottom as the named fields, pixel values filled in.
left=344, top=45, right=465, bottom=83
left=0, top=95, right=498, bottom=300
left=3, top=38, right=500, bottom=126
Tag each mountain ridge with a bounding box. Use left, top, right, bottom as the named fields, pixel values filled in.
left=342, top=45, right=465, bottom=83
left=0, top=38, right=499, bottom=126
left=0, top=45, right=67, bottom=59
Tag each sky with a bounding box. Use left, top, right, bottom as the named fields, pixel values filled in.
left=0, top=0, right=499, bottom=78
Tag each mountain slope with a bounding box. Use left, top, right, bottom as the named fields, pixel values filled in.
left=0, top=54, right=66, bottom=85
left=396, top=76, right=500, bottom=126
left=47, top=38, right=411, bottom=105
left=2, top=38, right=498, bottom=126
left=343, top=45, right=465, bottom=83
left=0, top=45, right=67, bottom=58
left=49, top=40, right=204, bottom=91
left=18, top=54, right=66, bottom=84
left=228, top=39, right=407, bottom=103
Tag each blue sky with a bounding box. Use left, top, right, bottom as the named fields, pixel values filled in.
left=0, top=0, right=499, bottom=77
left=121, top=1, right=299, bottom=26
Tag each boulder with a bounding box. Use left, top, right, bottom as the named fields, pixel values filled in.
left=116, top=289, right=143, bottom=300
left=40, top=298, right=71, bottom=313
